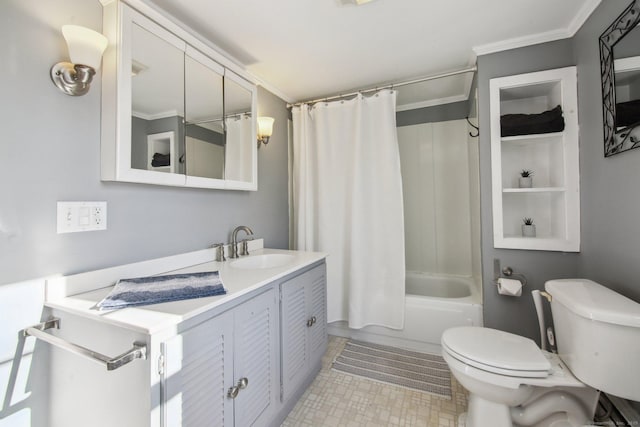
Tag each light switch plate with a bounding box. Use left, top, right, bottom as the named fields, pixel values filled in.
left=57, top=201, right=107, bottom=234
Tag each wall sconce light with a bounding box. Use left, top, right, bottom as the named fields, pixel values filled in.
left=51, top=25, right=108, bottom=96
left=257, top=117, right=275, bottom=147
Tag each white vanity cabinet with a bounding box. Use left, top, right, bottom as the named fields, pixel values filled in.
left=280, top=263, right=327, bottom=403
left=490, top=66, right=580, bottom=252
left=162, top=288, right=278, bottom=427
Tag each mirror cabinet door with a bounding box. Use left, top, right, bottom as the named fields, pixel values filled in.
left=184, top=49, right=225, bottom=181
left=224, top=71, right=257, bottom=187
left=130, top=22, right=185, bottom=174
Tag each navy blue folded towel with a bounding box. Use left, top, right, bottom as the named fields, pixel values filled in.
left=96, top=271, right=226, bottom=310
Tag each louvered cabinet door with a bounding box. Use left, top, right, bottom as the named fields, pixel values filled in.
left=280, top=264, right=327, bottom=402
left=233, top=289, right=278, bottom=427
left=307, top=263, right=327, bottom=368
left=280, top=275, right=309, bottom=402
left=162, top=311, right=234, bottom=427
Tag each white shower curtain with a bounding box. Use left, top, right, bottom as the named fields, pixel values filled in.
left=291, top=90, right=405, bottom=330
left=225, top=114, right=252, bottom=182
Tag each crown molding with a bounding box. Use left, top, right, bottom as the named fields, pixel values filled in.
left=473, top=28, right=570, bottom=56
left=567, top=0, right=602, bottom=36
left=396, top=94, right=468, bottom=112
left=473, top=0, right=602, bottom=56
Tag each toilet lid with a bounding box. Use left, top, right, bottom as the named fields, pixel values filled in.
left=442, top=327, right=551, bottom=378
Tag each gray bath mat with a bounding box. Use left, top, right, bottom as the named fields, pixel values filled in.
left=332, top=340, right=452, bottom=398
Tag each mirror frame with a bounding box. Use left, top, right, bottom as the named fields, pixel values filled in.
left=600, top=0, right=640, bottom=157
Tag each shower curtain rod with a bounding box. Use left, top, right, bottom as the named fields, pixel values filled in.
left=287, top=65, right=477, bottom=108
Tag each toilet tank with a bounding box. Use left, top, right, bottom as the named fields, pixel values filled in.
left=545, top=279, right=640, bottom=401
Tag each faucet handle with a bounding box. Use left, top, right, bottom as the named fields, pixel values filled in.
left=211, top=243, right=226, bottom=262
left=240, top=240, right=249, bottom=256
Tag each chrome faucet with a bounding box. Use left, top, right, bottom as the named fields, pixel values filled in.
left=230, top=226, right=254, bottom=258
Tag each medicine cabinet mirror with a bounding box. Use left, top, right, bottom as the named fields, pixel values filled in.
left=101, top=1, right=257, bottom=190
left=600, top=0, right=640, bottom=157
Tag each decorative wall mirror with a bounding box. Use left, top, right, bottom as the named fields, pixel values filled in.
left=600, top=0, right=640, bottom=157
left=101, top=0, right=257, bottom=190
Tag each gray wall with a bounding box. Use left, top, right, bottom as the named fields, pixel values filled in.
left=0, top=0, right=290, bottom=287
left=396, top=100, right=469, bottom=127
left=476, top=39, right=582, bottom=342
left=574, top=0, right=640, bottom=302
left=477, top=0, right=640, bottom=350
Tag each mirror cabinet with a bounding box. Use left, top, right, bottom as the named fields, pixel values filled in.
left=101, top=0, right=258, bottom=190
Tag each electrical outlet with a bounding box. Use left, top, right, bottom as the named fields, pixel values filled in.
left=57, top=202, right=107, bottom=233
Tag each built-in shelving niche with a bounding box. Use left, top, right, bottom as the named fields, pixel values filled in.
left=490, top=67, right=580, bottom=252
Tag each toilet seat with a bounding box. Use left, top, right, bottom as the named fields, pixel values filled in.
left=442, top=327, right=550, bottom=378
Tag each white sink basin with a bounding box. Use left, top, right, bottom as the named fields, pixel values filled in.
left=230, top=254, right=295, bottom=270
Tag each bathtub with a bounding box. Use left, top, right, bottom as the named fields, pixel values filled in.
left=328, top=272, right=483, bottom=353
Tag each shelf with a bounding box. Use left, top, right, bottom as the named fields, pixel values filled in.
left=150, top=166, right=171, bottom=173
left=497, top=236, right=576, bottom=252
left=503, top=187, right=565, bottom=193
left=501, top=132, right=564, bottom=143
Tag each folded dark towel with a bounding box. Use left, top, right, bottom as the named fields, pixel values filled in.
left=616, top=99, right=640, bottom=128
left=96, top=271, right=226, bottom=310
left=501, top=105, right=565, bottom=137
left=151, top=152, right=170, bottom=167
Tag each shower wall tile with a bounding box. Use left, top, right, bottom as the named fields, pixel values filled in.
left=432, top=120, right=473, bottom=276
left=467, top=136, right=482, bottom=282
left=398, top=125, right=436, bottom=273
left=398, top=120, right=475, bottom=277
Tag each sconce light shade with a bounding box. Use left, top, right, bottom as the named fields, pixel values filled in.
left=62, top=25, right=108, bottom=69
left=51, top=25, right=108, bottom=96
left=257, top=116, right=275, bottom=147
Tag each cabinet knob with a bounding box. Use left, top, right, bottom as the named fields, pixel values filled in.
left=227, top=377, right=249, bottom=399
left=237, top=377, right=249, bottom=389
left=306, top=316, right=317, bottom=327
left=227, top=385, right=240, bottom=399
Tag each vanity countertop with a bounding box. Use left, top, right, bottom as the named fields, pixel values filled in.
left=45, top=247, right=326, bottom=335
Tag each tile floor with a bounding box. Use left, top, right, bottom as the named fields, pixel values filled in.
left=282, top=336, right=468, bottom=427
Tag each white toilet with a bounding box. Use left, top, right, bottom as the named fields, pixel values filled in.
left=441, top=279, right=640, bottom=427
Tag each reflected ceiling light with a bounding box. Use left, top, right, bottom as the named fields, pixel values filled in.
left=338, top=0, right=377, bottom=5
left=51, top=25, right=108, bottom=96
left=257, top=117, right=275, bottom=147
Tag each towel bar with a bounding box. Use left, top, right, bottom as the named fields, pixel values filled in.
left=23, top=318, right=147, bottom=371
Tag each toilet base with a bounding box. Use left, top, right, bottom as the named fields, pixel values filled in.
left=461, top=387, right=599, bottom=427
left=467, top=393, right=513, bottom=427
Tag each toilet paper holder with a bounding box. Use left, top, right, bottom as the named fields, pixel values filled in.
left=493, top=259, right=528, bottom=286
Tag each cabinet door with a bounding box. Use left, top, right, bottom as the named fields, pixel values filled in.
left=162, top=311, right=234, bottom=427
left=280, top=264, right=327, bottom=402
left=280, top=274, right=309, bottom=402
left=307, top=264, right=328, bottom=367
left=233, top=289, right=278, bottom=427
